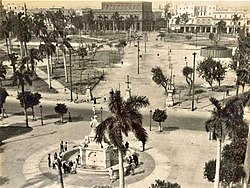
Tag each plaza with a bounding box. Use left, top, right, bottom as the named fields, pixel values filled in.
left=0, top=1, right=250, bottom=188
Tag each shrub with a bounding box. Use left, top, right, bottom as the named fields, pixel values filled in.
left=150, top=179, right=181, bottom=188
left=185, top=35, right=193, bottom=40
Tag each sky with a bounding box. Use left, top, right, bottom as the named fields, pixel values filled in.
left=2, top=0, right=250, bottom=10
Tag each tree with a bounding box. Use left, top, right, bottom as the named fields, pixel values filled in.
left=58, top=37, right=73, bottom=83
left=209, top=33, right=220, bottom=46
left=0, top=88, right=9, bottom=118
left=94, top=90, right=149, bottom=188
left=39, top=32, right=56, bottom=89
left=54, top=103, right=68, bottom=123
left=150, top=179, right=181, bottom=188
left=163, top=3, right=172, bottom=32
left=0, top=62, right=7, bottom=87
left=182, top=66, right=193, bottom=95
left=175, top=16, right=181, bottom=33
left=151, top=67, right=169, bottom=93
left=152, top=109, right=167, bottom=132
left=197, top=57, right=226, bottom=89
left=71, top=15, right=84, bottom=44
left=216, top=20, right=226, bottom=34
left=7, top=53, right=18, bottom=74
left=29, top=48, right=43, bottom=73
left=236, top=68, right=250, bottom=93
left=205, top=97, right=246, bottom=188
left=181, top=13, right=189, bottom=25
left=12, top=64, right=33, bottom=127
left=17, top=91, right=42, bottom=120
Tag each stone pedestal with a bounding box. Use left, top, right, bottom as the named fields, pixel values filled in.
left=166, top=88, right=174, bottom=107
left=86, top=86, right=91, bottom=102
left=125, top=89, right=131, bottom=100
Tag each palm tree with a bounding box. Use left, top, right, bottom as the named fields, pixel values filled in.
left=236, top=67, right=250, bottom=93
left=94, top=90, right=149, bottom=188
left=39, top=33, right=56, bottom=89
left=8, top=53, right=18, bottom=74
left=111, top=12, right=120, bottom=32
left=32, top=12, right=47, bottom=44
left=205, top=97, right=245, bottom=188
left=175, top=16, right=181, bottom=33
left=182, top=66, right=193, bottom=95
left=12, top=62, right=33, bottom=127
left=216, top=20, right=226, bottom=34
left=0, top=62, right=7, bottom=87
left=71, top=15, right=84, bottom=44
left=58, top=38, right=73, bottom=83
left=29, top=48, right=43, bottom=73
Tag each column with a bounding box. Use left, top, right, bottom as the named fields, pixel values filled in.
left=210, top=26, right=213, bottom=33
left=226, top=27, right=229, bottom=34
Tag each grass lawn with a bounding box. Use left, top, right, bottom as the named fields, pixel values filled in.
left=40, top=49, right=122, bottom=95
left=0, top=125, right=33, bottom=145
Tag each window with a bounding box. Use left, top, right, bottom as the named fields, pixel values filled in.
left=209, top=13, right=211, bottom=15
left=214, top=15, right=216, bottom=18
left=219, top=15, right=221, bottom=18
left=225, top=15, right=227, bottom=18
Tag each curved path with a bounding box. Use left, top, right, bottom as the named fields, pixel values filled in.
left=22, top=139, right=171, bottom=188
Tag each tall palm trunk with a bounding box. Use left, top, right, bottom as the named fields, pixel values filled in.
left=20, top=41, right=24, bottom=59
left=79, top=29, right=82, bottom=44
left=21, top=84, right=29, bottom=127
left=47, top=55, right=52, bottom=89
left=63, top=51, right=68, bottom=83
left=9, top=32, right=13, bottom=54
left=214, top=139, right=221, bottom=188
left=5, top=36, right=9, bottom=54
left=50, top=55, right=53, bottom=73
left=118, top=149, right=125, bottom=188
left=24, top=42, right=28, bottom=57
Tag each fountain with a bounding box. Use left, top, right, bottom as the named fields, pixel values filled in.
left=62, top=115, right=119, bottom=174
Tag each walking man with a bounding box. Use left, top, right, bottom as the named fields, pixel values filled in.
left=60, top=141, right=64, bottom=153
left=92, top=106, right=96, bottom=115
left=48, top=153, right=51, bottom=167
left=64, top=142, right=68, bottom=152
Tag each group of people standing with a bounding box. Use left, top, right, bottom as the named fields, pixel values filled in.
left=47, top=141, right=77, bottom=174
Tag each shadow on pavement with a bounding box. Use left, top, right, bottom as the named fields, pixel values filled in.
left=21, top=172, right=57, bottom=188
left=0, top=176, right=10, bottom=186
left=162, top=127, right=180, bottom=131
left=5, top=131, right=57, bottom=144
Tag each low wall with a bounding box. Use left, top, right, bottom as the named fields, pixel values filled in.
left=200, top=47, right=232, bottom=58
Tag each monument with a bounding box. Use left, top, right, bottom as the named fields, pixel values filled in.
left=79, top=115, right=118, bottom=169
left=125, top=75, right=131, bottom=100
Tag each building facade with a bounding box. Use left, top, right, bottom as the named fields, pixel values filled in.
left=80, top=1, right=153, bottom=31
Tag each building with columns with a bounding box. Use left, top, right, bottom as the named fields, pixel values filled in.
left=80, top=1, right=153, bottom=31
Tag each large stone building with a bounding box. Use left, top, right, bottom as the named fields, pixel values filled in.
left=81, top=1, right=153, bottom=31
left=169, top=1, right=249, bottom=34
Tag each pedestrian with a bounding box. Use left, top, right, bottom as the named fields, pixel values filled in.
left=68, top=112, right=72, bottom=122
left=139, top=138, right=146, bottom=152
left=76, top=155, right=80, bottom=165
left=64, top=142, right=68, bottom=152
left=125, top=141, right=129, bottom=149
left=60, top=141, right=64, bottom=153
left=48, top=153, right=51, bottom=167
left=54, top=152, right=58, bottom=160
left=121, top=61, right=123, bottom=65
left=157, top=53, right=159, bottom=56
left=132, top=154, right=139, bottom=167
left=92, top=106, right=96, bottom=115
left=130, top=161, right=136, bottom=175
left=196, top=95, right=200, bottom=104
left=109, top=167, right=115, bottom=182
left=226, top=89, right=230, bottom=96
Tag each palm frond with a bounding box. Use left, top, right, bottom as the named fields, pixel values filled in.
left=209, top=97, right=222, bottom=111
left=131, top=122, right=148, bottom=142
left=109, top=122, right=125, bottom=150
left=125, top=95, right=150, bottom=109
left=94, top=116, right=115, bottom=144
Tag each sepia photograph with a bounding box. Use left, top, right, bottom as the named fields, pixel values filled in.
left=0, top=0, right=250, bottom=187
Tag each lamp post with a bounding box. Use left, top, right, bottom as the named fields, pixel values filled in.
left=191, top=52, right=197, bottom=111
left=185, top=56, right=188, bottom=67
left=173, top=75, right=175, bottom=88
left=149, top=110, right=152, bottom=131
left=100, top=107, right=103, bottom=122
left=137, top=38, right=140, bottom=74
left=179, top=90, right=181, bottom=106
left=144, top=32, right=147, bottom=53
left=40, top=105, right=43, bottom=126
left=196, top=28, right=198, bottom=47
left=69, top=48, right=73, bottom=102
